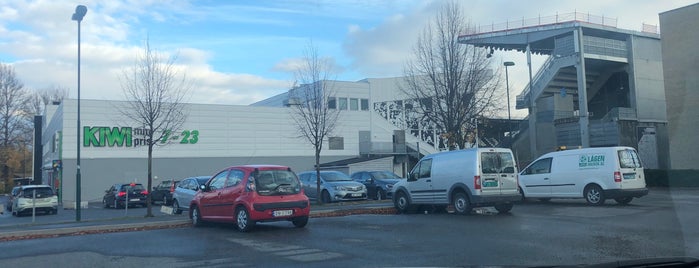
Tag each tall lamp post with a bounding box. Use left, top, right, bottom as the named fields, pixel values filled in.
left=504, top=61, right=515, bottom=144
left=72, top=5, right=87, bottom=222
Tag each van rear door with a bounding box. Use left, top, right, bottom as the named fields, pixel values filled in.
left=617, top=148, right=645, bottom=189
left=480, top=149, right=518, bottom=195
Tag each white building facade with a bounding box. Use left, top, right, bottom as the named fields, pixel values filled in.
left=41, top=77, right=440, bottom=204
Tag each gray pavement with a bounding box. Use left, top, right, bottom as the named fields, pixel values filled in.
left=0, top=198, right=394, bottom=241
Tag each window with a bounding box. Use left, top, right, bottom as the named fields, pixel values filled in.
left=225, top=169, right=244, bottom=187
left=350, top=98, right=359, bottom=110
left=360, top=99, right=369, bottom=111
left=411, top=159, right=432, bottom=179
left=327, top=97, right=337, bottom=109
left=338, top=98, right=348, bottom=110
left=524, top=158, right=552, bottom=175
left=329, top=137, right=344, bottom=150
left=209, top=170, right=228, bottom=190
left=481, top=152, right=516, bottom=174
left=618, top=149, right=643, bottom=168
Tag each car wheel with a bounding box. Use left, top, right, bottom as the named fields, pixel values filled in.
left=584, top=185, right=606, bottom=206
left=173, top=200, right=182, bottom=214
left=191, top=206, right=204, bottom=227
left=321, top=190, right=331, bottom=204
left=375, top=188, right=385, bottom=200
left=235, top=207, right=255, bottom=232
left=494, top=203, right=514, bottom=213
left=292, top=216, right=309, bottom=228
left=453, top=192, right=472, bottom=215
left=614, top=197, right=633, bottom=205
left=394, top=191, right=416, bottom=214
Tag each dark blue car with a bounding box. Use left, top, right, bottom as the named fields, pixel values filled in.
left=350, top=171, right=402, bottom=200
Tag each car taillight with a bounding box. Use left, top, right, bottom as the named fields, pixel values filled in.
left=141, top=190, right=149, bottom=195
left=474, top=176, right=481, bottom=190
left=118, top=191, right=126, bottom=197
left=614, top=171, right=622, bottom=183
left=169, top=183, right=175, bottom=193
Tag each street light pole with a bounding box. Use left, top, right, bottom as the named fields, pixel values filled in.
left=504, top=61, right=515, bottom=145
left=72, top=5, right=87, bottom=222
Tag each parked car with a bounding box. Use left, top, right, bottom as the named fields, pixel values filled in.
left=298, top=170, right=367, bottom=203
left=102, top=183, right=149, bottom=208
left=12, top=185, right=58, bottom=216
left=5, top=186, right=21, bottom=212
left=189, top=165, right=310, bottom=232
left=350, top=171, right=402, bottom=200
left=518, top=146, right=648, bottom=205
left=150, top=179, right=179, bottom=205
left=392, top=148, right=520, bottom=214
left=171, top=176, right=210, bottom=214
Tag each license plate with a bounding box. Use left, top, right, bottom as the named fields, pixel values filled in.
left=483, top=181, right=498, bottom=187
left=130, top=198, right=140, bottom=202
left=351, top=193, right=362, bottom=197
left=273, top=210, right=293, bottom=217
left=623, top=173, right=636, bottom=180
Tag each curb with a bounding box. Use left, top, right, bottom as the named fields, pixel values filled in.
left=0, top=206, right=396, bottom=242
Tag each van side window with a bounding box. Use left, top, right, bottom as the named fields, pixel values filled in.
left=525, top=158, right=552, bottom=175
left=618, top=149, right=643, bottom=168
left=416, top=159, right=432, bottom=178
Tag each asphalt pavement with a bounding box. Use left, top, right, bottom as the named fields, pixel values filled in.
left=0, top=197, right=394, bottom=241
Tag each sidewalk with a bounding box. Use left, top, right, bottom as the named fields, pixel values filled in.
left=0, top=200, right=395, bottom=241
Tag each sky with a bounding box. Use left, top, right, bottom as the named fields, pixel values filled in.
left=0, top=0, right=696, bottom=107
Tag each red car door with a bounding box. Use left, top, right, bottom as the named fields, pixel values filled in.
left=199, top=169, right=229, bottom=220
left=218, top=169, right=246, bottom=221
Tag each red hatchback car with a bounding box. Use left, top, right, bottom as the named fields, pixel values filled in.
left=189, top=165, right=310, bottom=232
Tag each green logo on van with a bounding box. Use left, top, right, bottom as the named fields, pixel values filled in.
left=579, top=154, right=605, bottom=168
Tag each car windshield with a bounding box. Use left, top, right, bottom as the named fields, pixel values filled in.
left=322, top=172, right=353, bottom=182
left=254, top=170, right=301, bottom=196
left=370, top=171, right=401, bottom=180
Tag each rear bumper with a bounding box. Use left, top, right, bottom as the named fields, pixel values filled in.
left=249, top=201, right=311, bottom=221
left=469, top=194, right=521, bottom=207
left=603, top=188, right=649, bottom=199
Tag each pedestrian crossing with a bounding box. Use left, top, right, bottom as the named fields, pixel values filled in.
left=226, top=238, right=344, bottom=262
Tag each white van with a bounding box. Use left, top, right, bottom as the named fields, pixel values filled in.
left=518, top=146, right=648, bottom=205
left=392, top=148, right=520, bottom=214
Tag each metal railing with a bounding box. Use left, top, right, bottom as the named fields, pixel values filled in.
left=464, top=12, right=618, bottom=36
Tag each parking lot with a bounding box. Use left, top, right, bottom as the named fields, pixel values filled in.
left=0, top=187, right=697, bottom=267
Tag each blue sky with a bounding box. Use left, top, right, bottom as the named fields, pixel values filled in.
left=0, top=0, right=695, bottom=106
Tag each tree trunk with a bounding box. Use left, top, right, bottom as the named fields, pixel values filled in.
left=315, top=149, right=322, bottom=205
left=145, top=143, right=154, bottom=217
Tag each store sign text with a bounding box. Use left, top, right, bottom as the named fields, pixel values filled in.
left=83, top=126, right=199, bottom=147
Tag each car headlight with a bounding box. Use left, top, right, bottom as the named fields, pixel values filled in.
left=334, top=186, right=343, bottom=191
left=386, top=184, right=394, bottom=189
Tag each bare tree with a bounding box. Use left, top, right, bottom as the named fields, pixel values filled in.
left=119, top=40, right=190, bottom=217
left=27, top=85, right=69, bottom=116
left=402, top=1, right=501, bottom=150
left=0, top=63, right=30, bottom=190
left=288, top=42, right=340, bottom=204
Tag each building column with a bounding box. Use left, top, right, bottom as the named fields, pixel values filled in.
left=574, top=28, right=590, bottom=147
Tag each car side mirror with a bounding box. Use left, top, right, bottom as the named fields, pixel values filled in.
left=367, top=178, right=374, bottom=184
left=503, top=167, right=515, bottom=173
left=199, top=184, right=206, bottom=191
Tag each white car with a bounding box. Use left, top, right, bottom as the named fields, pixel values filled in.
left=12, top=185, right=58, bottom=216
left=518, top=146, right=648, bottom=205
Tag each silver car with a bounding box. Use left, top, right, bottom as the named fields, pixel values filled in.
left=298, top=171, right=367, bottom=203
left=171, top=176, right=210, bottom=214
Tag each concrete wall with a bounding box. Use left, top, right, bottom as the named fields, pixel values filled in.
left=660, top=3, right=699, bottom=169
left=630, top=35, right=667, bottom=122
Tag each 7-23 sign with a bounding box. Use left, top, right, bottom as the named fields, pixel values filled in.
left=161, top=130, right=199, bottom=144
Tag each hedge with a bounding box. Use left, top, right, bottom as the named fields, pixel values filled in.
left=644, top=169, right=699, bottom=187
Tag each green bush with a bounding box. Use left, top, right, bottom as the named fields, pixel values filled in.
left=644, top=169, right=699, bottom=187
